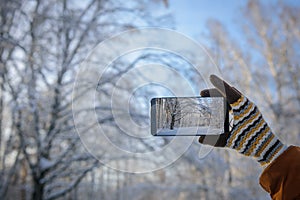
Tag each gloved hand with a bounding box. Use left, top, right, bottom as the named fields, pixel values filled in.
left=199, top=75, right=287, bottom=166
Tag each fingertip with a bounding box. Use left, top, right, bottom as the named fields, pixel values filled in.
left=209, top=74, right=218, bottom=81
left=198, top=136, right=205, bottom=144
left=209, top=74, right=222, bottom=84
left=209, top=74, right=224, bottom=89
left=200, top=90, right=210, bottom=97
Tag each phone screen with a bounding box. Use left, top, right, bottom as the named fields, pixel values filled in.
left=151, top=97, right=228, bottom=136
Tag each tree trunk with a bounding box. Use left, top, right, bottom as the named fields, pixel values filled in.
left=170, top=115, right=175, bottom=130
left=20, top=159, right=28, bottom=200
left=32, top=178, right=44, bottom=200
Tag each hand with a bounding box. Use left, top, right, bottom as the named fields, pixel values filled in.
left=199, top=75, right=286, bottom=166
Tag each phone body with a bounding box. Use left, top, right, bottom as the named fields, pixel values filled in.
left=150, top=97, right=229, bottom=136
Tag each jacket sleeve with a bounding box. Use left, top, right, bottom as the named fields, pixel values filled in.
left=259, top=146, right=300, bottom=200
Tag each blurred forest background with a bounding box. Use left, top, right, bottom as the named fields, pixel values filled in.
left=0, top=0, right=299, bottom=199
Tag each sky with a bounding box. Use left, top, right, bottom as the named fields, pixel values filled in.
left=168, top=0, right=246, bottom=38
left=168, top=0, right=300, bottom=42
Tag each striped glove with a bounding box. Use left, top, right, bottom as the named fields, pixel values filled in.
left=199, top=75, right=287, bottom=166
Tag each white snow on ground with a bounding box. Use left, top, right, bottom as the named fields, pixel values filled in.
left=156, top=126, right=222, bottom=136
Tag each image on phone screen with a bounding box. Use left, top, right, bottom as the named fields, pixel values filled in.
left=151, top=97, right=228, bottom=136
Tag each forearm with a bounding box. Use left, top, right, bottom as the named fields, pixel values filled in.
left=259, top=146, right=300, bottom=200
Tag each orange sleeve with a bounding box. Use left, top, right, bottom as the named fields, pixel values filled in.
left=259, top=146, right=300, bottom=200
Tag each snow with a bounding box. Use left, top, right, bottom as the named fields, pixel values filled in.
left=155, top=126, right=223, bottom=136
left=39, top=157, right=55, bottom=171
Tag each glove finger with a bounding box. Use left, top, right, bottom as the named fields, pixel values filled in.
left=210, top=75, right=242, bottom=104
left=198, top=133, right=229, bottom=147
left=200, top=88, right=223, bottom=97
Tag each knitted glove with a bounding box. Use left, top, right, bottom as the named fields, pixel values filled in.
left=199, top=75, right=287, bottom=166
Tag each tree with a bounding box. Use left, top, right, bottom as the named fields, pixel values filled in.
left=0, top=0, right=170, bottom=199
left=200, top=0, right=300, bottom=199
left=206, top=0, right=300, bottom=144
left=165, top=98, right=181, bottom=129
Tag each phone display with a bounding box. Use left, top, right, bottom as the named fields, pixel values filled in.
left=151, top=97, right=229, bottom=136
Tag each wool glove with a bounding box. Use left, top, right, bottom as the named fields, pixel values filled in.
left=199, top=75, right=287, bottom=166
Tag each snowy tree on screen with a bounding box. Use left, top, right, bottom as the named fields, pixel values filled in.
left=156, top=98, right=224, bottom=132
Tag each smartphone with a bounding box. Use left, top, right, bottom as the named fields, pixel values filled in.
left=150, top=97, right=229, bottom=136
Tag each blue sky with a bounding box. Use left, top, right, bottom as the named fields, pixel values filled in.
left=168, top=0, right=300, bottom=40
left=168, top=0, right=246, bottom=38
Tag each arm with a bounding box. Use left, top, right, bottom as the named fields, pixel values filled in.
left=259, top=146, right=300, bottom=200
left=199, top=75, right=300, bottom=199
